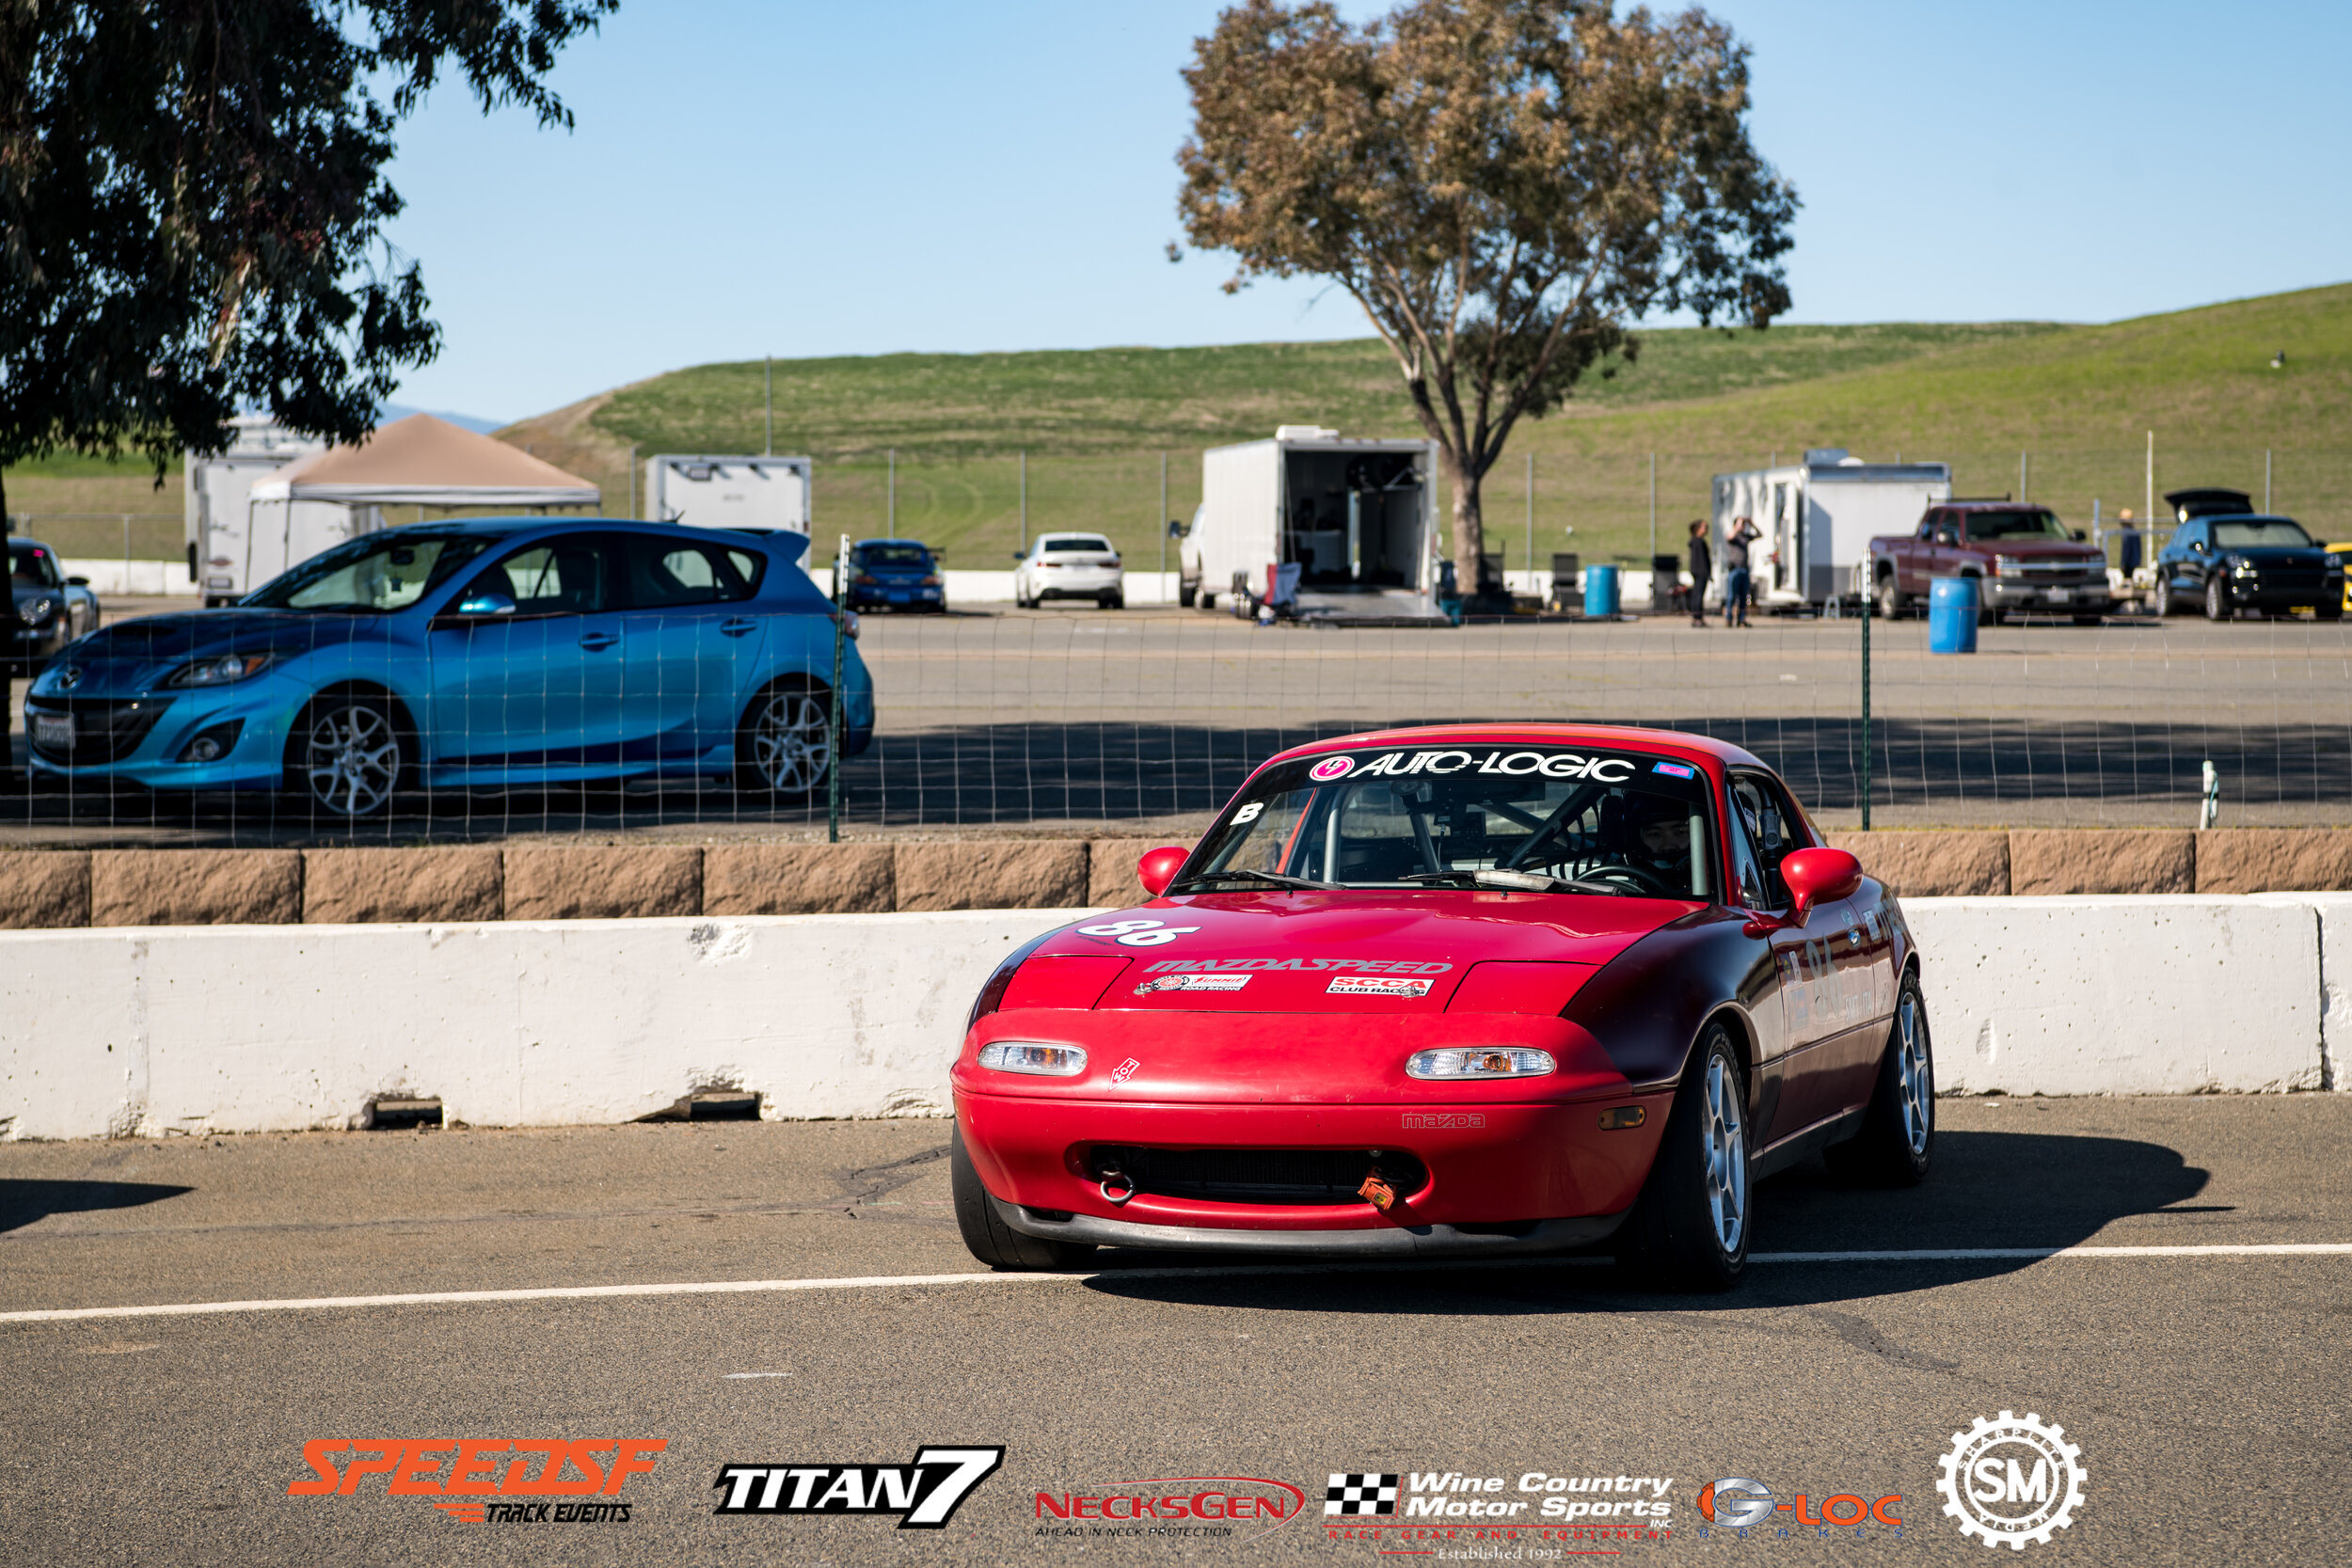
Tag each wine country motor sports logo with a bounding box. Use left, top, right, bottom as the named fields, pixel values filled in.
left=713, top=1447, right=1004, bottom=1529
left=288, top=1439, right=665, bottom=1524
left=1936, top=1412, right=2087, bottom=1549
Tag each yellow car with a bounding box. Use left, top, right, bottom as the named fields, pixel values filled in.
left=2332, top=541, right=2352, bottom=613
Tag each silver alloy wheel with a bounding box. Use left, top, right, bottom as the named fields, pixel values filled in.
left=748, top=689, right=831, bottom=794
left=1703, top=1052, right=1748, bottom=1254
left=302, top=702, right=401, bottom=817
left=1896, top=991, right=1932, bottom=1155
left=2207, top=576, right=2227, bottom=621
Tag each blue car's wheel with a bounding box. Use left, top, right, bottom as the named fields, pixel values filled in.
left=734, top=680, right=832, bottom=800
left=286, top=692, right=405, bottom=819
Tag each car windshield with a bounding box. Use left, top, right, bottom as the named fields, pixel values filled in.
left=1041, top=535, right=1111, bottom=554
left=244, top=531, right=495, bottom=613
left=1178, top=744, right=1717, bottom=899
left=10, top=543, right=62, bottom=588
left=2212, top=519, right=2314, bottom=548
left=1964, top=510, right=2069, bottom=541
left=860, top=544, right=931, bottom=566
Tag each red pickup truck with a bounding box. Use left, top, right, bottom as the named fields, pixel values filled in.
left=1868, top=501, right=2112, bottom=624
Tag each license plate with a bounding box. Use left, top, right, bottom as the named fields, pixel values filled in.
left=34, top=714, right=72, bottom=751
left=2044, top=589, right=2072, bottom=603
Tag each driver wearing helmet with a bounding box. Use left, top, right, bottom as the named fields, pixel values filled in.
left=1624, top=794, right=1694, bottom=889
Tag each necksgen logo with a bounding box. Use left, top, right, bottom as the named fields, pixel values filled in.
left=713, top=1447, right=1004, bottom=1529
left=289, top=1439, right=665, bottom=1525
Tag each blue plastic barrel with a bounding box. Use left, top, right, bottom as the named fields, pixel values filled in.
left=1583, top=563, right=1620, bottom=617
left=1928, top=576, right=1979, bottom=654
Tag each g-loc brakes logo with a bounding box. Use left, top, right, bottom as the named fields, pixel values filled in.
left=288, top=1439, right=665, bottom=1525
left=713, top=1446, right=1003, bottom=1529
left=1935, top=1411, right=2086, bottom=1549
left=1696, top=1477, right=1902, bottom=1531
left=1076, top=918, right=1199, bottom=948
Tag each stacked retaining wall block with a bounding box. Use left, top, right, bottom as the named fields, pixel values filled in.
left=4, top=831, right=2352, bottom=927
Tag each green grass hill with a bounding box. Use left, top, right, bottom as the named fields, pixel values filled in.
left=11, top=282, right=2347, bottom=568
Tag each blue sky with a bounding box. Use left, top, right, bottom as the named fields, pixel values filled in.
left=382, top=1, right=2352, bottom=423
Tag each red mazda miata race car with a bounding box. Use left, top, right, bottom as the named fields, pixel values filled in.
left=950, top=724, right=1932, bottom=1291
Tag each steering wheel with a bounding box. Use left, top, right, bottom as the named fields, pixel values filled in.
left=1580, top=862, right=1678, bottom=897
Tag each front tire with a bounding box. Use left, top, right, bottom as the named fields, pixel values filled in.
left=1619, top=1025, right=1750, bottom=1291
left=285, top=692, right=405, bottom=820
left=1824, top=973, right=1935, bottom=1187
left=2205, top=575, right=2230, bottom=621
left=1876, top=574, right=1904, bottom=620
left=2152, top=577, right=2176, bottom=616
left=950, top=1123, right=1095, bottom=1271
left=733, top=680, right=833, bottom=800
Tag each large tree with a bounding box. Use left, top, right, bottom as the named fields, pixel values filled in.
left=1179, top=0, right=1795, bottom=599
left=0, top=0, right=617, bottom=525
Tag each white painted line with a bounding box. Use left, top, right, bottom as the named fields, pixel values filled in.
left=4, top=1243, right=2345, bottom=1325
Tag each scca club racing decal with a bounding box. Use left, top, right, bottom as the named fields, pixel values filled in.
left=1327, top=975, right=1430, bottom=997
left=713, top=1446, right=1004, bottom=1529
left=1141, top=958, right=1452, bottom=975
left=1341, top=750, right=1638, bottom=783
left=289, top=1438, right=665, bottom=1525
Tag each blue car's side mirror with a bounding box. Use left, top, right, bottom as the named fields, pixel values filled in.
left=455, top=591, right=517, bottom=616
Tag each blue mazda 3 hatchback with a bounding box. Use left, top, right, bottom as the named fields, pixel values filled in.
left=23, top=519, right=874, bottom=818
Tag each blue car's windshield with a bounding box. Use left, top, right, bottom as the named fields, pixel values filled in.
left=244, top=531, right=496, bottom=613
left=2212, top=519, right=2314, bottom=548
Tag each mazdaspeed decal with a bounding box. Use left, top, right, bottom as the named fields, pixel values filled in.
left=1142, top=958, right=1451, bottom=974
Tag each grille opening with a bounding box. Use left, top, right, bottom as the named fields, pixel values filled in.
left=1089, top=1145, right=1429, bottom=1207
left=365, top=1097, right=442, bottom=1131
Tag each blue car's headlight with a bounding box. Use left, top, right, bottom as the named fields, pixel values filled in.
left=20, top=596, right=56, bottom=625
left=167, top=653, right=275, bottom=688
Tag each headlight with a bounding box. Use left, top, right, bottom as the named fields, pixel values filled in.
left=1993, top=557, right=2024, bottom=577
left=2326, top=553, right=2344, bottom=572
left=977, top=1041, right=1088, bottom=1076
left=21, top=596, right=56, bottom=624
left=1405, top=1048, right=1555, bottom=1080
left=167, top=653, right=274, bottom=687
left=2230, top=558, right=2258, bottom=577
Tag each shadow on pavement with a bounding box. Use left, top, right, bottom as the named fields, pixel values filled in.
left=1074, top=1130, right=2211, bottom=1312
left=0, top=1179, right=195, bottom=1235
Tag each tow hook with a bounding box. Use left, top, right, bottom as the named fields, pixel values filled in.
left=1099, top=1166, right=1136, bottom=1206
left=1358, top=1167, right=1396, bottom=1211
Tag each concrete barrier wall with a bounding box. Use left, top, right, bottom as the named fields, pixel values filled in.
left=1, top=895, right=2342, bottom=1143
left=8, top=832, right=2352, bottom=931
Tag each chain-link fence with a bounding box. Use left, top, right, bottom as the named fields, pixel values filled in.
left=8, top=604, right=2349, bottom=846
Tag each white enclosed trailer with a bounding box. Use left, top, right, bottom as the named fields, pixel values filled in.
left=1710, top=449, right=1950, bottom=611
left=1183, top=427, right=1439, bottom=619
left=184, top=417, right=331, bottom=605
left=644, top=454, right=812, bottom=534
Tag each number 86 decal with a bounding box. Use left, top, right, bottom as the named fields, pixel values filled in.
left=1077, top=918, right=1200, bottom=948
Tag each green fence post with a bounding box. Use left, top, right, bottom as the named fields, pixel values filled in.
left=828, top=610, right=844, bottom=844
left=1859, top=587, right=1872, bottom=831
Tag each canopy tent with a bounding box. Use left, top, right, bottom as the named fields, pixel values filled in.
left=248, top=413, right=598, bottom=509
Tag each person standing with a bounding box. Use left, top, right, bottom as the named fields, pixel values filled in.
left=1685, top=519, right=1711, bottom=626
left=1723, top=515, right=1761, bottom=627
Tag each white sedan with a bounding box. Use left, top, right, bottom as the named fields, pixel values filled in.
left=1012, top=533, right=1124, bottom=610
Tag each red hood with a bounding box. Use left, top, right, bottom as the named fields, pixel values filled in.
left=1018, top=890, right=1692, bottom=1015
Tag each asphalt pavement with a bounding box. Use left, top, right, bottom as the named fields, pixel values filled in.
left=3, top=1094, right=2345, bottom=1564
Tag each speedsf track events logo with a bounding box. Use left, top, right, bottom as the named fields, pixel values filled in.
left=289, top=1438, right=664, bottom=1524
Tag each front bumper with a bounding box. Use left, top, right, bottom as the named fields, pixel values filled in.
left=8, top=623, right=69, bottom=673
left=993, top=1196, right=1626, bottom=1258
left=1984, top=578, right=2111, bottom=610
left=2218, top=578, right=2337, bottom=612
left=1030, top=570, right=1121, bottom=600
left=24, top=677, right=297, bottom=790
left=956, top=1087, right=1674, bottom=1250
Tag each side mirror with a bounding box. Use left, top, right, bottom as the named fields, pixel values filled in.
left=66, top=575, right=89, bottom=587
left=455, top=591, right=517, bottom=616
left=1781, top=847, right=1863, bottom=924
left=1137, top=847, right=1190, bottom=897
left=2072, top=530, right=2087, bottom=542
left=1011, top=550, right=1027, bottom=562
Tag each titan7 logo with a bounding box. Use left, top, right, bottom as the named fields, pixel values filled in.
left=713, top=1447, right=1005, bottom=1528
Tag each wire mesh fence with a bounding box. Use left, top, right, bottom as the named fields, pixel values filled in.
left=8, top=603, right=2350, bottom=846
